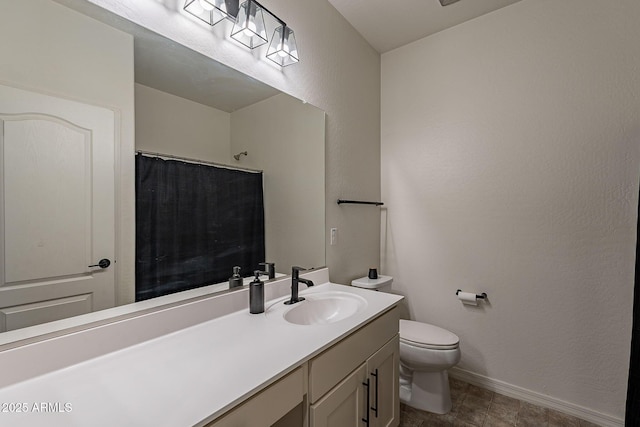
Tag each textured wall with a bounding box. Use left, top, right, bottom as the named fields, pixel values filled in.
left=135, top=84, right=231, bottom=163
left=382, top=0, right=640, bottom=420
left=81, top=0, right=382, bottom=285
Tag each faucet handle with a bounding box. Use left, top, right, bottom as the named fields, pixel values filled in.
left=259, top=262, right=276, bottom=279
left=291, top=266, right=306, bottom=278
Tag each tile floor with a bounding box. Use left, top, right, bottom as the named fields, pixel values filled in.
left=399, top=378, right=602, bottom=427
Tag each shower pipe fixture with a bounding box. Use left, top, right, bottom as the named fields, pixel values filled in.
left=184, top=0, right=299, bottom=67
left=233, top=151, right=248, bottom=160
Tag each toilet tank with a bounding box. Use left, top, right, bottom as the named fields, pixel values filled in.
left=351, top=275, right=393, bottom=292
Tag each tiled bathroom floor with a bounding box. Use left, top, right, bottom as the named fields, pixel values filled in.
left=399, top=378, right=602, bottom=427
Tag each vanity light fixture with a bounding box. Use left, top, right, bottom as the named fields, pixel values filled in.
left=231, top=0, right=268, bottom=49
left=266, top=24, right=298, bottom=66
left=184, top=0, right=229, bottom=25
left=183, top=0, right=300, bottom=66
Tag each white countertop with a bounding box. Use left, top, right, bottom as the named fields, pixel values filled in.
left=0, top=279, right=402, bottom=427
left=0, top=272, right=287, bottom=348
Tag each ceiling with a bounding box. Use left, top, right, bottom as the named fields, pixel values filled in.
left=327, top=0, right=524, bottom=53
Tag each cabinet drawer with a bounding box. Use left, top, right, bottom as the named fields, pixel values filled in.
left=308, top=306, right=399, bottom=403
left=206, top=366, right=305, bottom=427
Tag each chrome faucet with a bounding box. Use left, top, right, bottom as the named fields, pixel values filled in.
left=285, top=266, right=314, bottom=305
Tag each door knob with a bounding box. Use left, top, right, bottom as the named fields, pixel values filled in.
left=88, top=259, right=111, bottom=269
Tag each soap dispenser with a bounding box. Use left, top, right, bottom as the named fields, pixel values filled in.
left=229, top=266, right=243, bottom=289
left=249, top=270, right=264, bottom=314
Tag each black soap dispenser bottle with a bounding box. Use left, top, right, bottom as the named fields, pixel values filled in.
left=229, top=266, right=243, bottom=289
left=249, top=270, right=264, bottom=314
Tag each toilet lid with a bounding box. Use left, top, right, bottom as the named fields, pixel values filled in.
left=400, top=320, right=459, bottom=349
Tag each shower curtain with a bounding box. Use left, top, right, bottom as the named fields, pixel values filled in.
left=135, top=154, right=265, bottom=301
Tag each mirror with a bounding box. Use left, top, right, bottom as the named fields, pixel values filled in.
left=0, top=0, right=325, bottom=344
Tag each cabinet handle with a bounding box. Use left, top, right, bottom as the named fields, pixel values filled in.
left=362, top=378, right=370, bottom=426
left=371, top=369, right=379, bottom=418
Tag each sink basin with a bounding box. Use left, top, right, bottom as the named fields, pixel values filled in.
left=283, top=291, right=367, bottom=325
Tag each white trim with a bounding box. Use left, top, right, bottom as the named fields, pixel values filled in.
left=449, top=367, right=624, bottom=427
left=112, top=106, right=126, bottom=306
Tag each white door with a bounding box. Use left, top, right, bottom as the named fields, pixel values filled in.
left=0, top=84, right=116, bottom=332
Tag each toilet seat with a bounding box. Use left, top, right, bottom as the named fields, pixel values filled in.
left=400, top=320, right=459, bottom=350
left=400, top=338, right=459, bottom=351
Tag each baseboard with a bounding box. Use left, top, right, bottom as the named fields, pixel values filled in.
left=449, top=367, right=623, bottom=427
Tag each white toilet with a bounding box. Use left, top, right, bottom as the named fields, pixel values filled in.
left=352, top=275, right=461, bottom=414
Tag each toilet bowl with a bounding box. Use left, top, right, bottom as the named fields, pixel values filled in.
left=399, top=320, right=460, bottom=414
left=351, top=275, right=461, bottom=414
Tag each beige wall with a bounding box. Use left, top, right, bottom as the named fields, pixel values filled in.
left=0, top=0, right=135, bottom=305
left=135, top=84, right=231, bottom=162
left=80, top=0, right=381, bottom=285
left=382, top=0, right=640, bottom=422
left=231, top=94, right=325, bottom=272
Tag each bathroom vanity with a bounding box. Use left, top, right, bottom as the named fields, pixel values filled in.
left=209, top=304, right=400, bottom=427
left=307, top=308, right=399, bottom=427
left=0, top=268, right=402, bottom=427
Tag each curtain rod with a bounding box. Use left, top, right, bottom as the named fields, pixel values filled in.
left=136, top=150, right=263, bottom=174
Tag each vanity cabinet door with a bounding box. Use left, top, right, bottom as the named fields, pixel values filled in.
left=308, top=307, right=400, bottom=403
left=367, top=335, right=400, bottom=427
left=310, top=363, right=368, bottom=427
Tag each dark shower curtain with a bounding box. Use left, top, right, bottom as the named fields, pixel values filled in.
left=135, top=154, right=265, bottom=301
left=626, top=181, right=640, bottom=424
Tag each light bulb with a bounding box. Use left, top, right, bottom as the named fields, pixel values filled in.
left=243, top=20, right=257, bottom=37
left=199, top=0, right=214, bottom=11
left=188, top=1, right=204, bottom=14
left=276, top=42, right=290, bottom=58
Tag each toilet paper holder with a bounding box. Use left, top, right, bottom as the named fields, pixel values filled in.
left=456, top=290, right=487, bottom=299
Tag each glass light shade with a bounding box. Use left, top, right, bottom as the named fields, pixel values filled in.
left=231, top=0, right=268, bottom=49
left=266, top=26, right=299, bottom=67
left=184, top=0, right=228, bottom=26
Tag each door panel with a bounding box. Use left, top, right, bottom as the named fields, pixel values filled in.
left=0, top=294, right=92, bottom=331
left=4, top=117, right=91, bottom=283
left=0, top=84, right=116, bottom=332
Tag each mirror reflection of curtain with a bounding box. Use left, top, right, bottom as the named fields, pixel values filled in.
left=135, top=154, right=265, bottom=301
